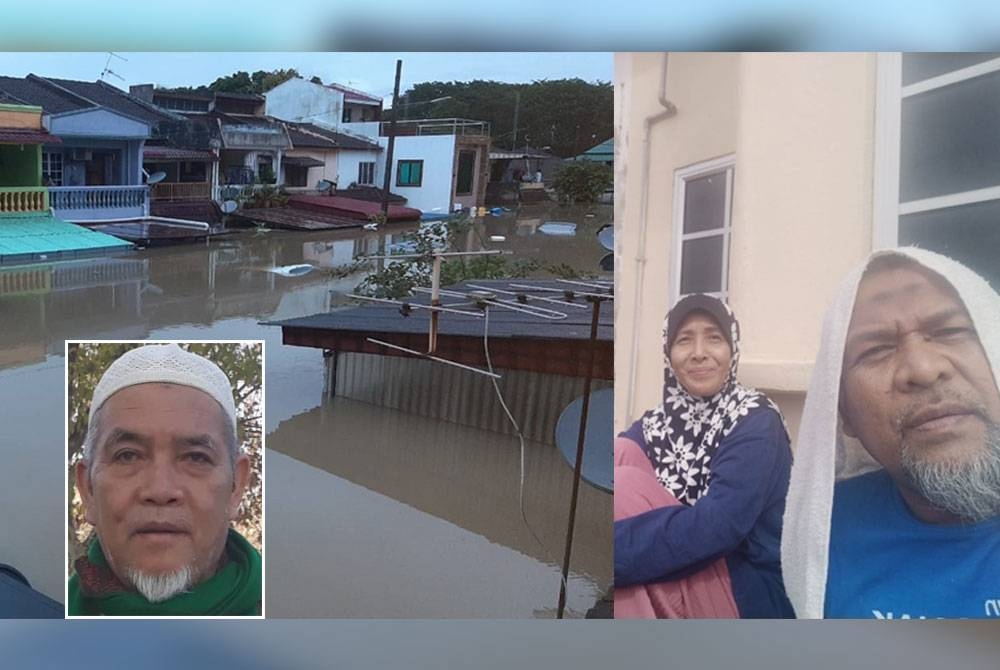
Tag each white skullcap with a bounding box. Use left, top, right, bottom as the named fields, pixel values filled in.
left=89, top=344, right=237, bottom=431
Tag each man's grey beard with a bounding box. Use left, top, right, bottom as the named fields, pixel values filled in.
left=125, top=566, right=193, bottom=604
left=901, top=420, right=1000, bottom=523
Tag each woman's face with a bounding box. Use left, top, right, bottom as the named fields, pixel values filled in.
left=669, top=311, right=733, bottom=398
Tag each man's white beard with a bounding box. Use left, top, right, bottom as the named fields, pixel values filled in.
left=902, top=421, right=1000, bottom=523
left=125, top=566, right=194, bottom=604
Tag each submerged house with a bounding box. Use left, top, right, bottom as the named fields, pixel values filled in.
left=0, top=98, right=130, bottom=263
left=281, top=121, right=381, bottom=192
left=266, top=77, right=491, bottom=213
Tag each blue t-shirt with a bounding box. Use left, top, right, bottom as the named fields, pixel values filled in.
left=826, top=469, right=1000, bottom=619
left=615, top=408, right=794, bottom=618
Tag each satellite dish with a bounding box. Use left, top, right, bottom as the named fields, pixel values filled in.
left=599, top=252, right=613, bottom=272
left=221, top=200, right=238, bottom=214
left=316, top=179, right=334, bottom=194
left=146, top=171, right=167, bottom=185
left=597, top=223, right=613, bottom=251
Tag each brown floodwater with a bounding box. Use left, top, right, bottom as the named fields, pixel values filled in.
left=0, top=201, right=612, bottom=616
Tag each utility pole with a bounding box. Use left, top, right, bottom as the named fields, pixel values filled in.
left=511, top=90, right=520, bottom=151
left=381, top=59, right=403, bottom=216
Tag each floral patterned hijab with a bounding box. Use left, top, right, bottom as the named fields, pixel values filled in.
left=641, top=294, right=785, bottom=505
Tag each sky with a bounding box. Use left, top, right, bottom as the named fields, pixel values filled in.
left=0, top=53, right=612, bottom=104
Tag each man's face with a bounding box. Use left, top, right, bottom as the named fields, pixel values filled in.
left=77, top=383, right=249, bottom=585
left=840, top=262, right=1000, bottom=520
left=669, top=311, right=733, bottom=398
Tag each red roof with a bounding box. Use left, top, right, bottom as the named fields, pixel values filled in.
left=0, top=129, right=60, bottom=144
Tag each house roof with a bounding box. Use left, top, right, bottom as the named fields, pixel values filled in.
left=41, top=78, right=178, bottom=124
left=325, top=82, right=382, bottom=105
left=0, top=129, right=61, bottom=144
left=284, top=121, right=381, bottom=151
left=574, top=137, right=614, bottom=161
left=282, top=155, right=325, bottom=168
left=0, top=75, right=91, bottom=114
left=143, top=146, right=217, bottom=161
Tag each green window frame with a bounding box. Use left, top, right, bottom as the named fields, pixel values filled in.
left=396, top=160, right=423, bottom=187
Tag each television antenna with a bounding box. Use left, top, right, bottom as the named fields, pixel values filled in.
left=346, top=246, right=613, bottom=618
left=99, top=52, right=127, bottom=83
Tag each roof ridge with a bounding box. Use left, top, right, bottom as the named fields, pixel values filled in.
left=26, top=74, right=98, bottom=109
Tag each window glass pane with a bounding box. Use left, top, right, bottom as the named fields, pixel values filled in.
left=899, top=199, right=1000, bottom=291
left=680, top=235, right=724, bottom=294
left=683, top=170, right=727, bottom=233
left=412, top=162, right=422, bottom=185
left=902, top=53, right=1000, bottom=86
left=900, top=69, right=1000, bottom=202
left=398, top=161, right=410, bottom=184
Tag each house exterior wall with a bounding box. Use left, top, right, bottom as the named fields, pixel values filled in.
left=338, top=149, right=381, bottom=188
left=0, top=144, right=40, bottom=186
left=615, top=52, right=879, bottom=441
left=379, top=134, right=457, bottom=212
left=0, top=103, right=44, bottom=129
left=282, top=148, right=339, bottom=190
left=266, top=78, right=344, bottom=129
left=48, top=108, right=149, bottom=140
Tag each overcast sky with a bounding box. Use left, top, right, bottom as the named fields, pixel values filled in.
left=0, top=52, right=612, bottom=104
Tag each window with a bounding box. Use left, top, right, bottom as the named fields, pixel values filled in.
left=342, top=107, right=353, bottom=123
left=179, top=161, right=206, bottom=183
left=875, top=53, right=1000, bottom=290
left=358, top=161, right=375, bottom=185
left=456, top=150, right=476, bottom=195
left=42, top=151, right=63, bottom=186
left=285, top=165, right=308, bottom=187
left=396, top=160, right=423, bottom=187
left=671, top=155, right=734, bottom=303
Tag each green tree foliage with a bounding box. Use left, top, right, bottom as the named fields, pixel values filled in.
left=551, top=162, right=613, bottom=204
left=67, top=342, right=263, bottom=565
left=395, top=78, right=612, bottom=158
left=208, top=68, right=301, bottom=94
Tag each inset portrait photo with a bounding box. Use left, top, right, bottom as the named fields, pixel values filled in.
left=66, top=341, right=264, bottom=618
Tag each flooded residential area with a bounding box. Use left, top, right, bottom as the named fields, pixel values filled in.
left=0, top=53, right=613, bottom=618
left=1, top=201, right=613, bottom=617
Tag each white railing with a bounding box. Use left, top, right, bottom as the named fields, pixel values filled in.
left=49, top=185, right=149, bottom=220
left=378, top=118, right=491, bottom=137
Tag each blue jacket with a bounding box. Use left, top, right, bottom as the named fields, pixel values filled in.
left=614, top=408, right=794, bottom=618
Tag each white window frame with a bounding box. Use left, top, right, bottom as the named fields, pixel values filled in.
left=358, top=161, right=375, bottom=186
left=42, top=151, right=63, bottom=186
left=670, top=154, right=735, bottom=306
left=873, top=53, right=1000, bottom=250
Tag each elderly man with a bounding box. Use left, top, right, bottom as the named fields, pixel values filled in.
left=69, top=344, right=261, bottom=616
left=783, top=248, right=1000, bottom=619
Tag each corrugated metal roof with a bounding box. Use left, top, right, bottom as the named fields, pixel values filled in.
left=143, top=146, right=217, bottom=161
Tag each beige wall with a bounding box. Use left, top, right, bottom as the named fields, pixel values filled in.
left=0, top=108, right=43, bottom=130
left=615, top=52, right=881, bottom=442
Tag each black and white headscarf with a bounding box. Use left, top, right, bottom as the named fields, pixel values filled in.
left=641, top=294, right=785, bottom=506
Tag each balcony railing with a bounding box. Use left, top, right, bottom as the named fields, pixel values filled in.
left=49, top=185, right=148, bottom=221
left=378, top=118, right=491, bottom=137
left=0, top=187, right=48, bottom=214
left=150, top=181, right=211, bottom=201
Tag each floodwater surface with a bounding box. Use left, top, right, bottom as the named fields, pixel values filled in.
left=0, top=201, right=612, bottom=616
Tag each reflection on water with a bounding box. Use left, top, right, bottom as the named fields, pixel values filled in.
left=0, top=201, right=612, bottom=611
left=267, top=398, right=610, bottom=618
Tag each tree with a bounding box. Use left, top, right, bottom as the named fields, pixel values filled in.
left=208, top=68, right=301, bottom=94
left=551, top=161, right=613, bottom=204
left=395, top=78, right=612, bottom=158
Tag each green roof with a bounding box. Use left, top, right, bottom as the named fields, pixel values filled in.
left=573, top=138, right=613, bottom=162
left=0, top=212, right=132, bottom=263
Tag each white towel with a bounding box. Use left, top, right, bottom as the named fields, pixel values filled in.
left=781, top=247, right=1000, bottom=619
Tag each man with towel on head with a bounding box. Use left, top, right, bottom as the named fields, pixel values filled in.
left=783, top=248, right=1000, bottom=619
left=69, top=344, right=261, bottom=616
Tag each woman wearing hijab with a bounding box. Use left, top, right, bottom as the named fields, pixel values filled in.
left=615, top=294, right=794, bottom=618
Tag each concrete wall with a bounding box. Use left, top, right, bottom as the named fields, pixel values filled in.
left=337, top=149, right=381, bottom=188
left=0, top=105, right=43, bottom=130
left=614, top=52, right=879, bottom=442
left=0, top=144, right=40, bottom=186
left=49, top=108, right=149, bottom=140
left=266, top=78, right=344, bottom=128
left=378, top=134, right=456, bottom=213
